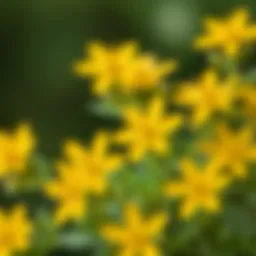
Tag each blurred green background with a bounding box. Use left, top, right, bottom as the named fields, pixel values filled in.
left=1, top=0, right=255, bottom=158
left=1, top=1, right=256, bottom=256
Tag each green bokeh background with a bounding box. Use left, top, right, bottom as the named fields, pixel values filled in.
left=1, top=0, right=255, bottom=158
left=1, top=1, right=256, bottom=255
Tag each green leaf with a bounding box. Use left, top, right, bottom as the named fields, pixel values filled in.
left=88, top=100, right=121, bottom=119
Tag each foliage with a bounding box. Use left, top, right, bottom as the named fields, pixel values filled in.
left=0, top=6, right=256, bottom=256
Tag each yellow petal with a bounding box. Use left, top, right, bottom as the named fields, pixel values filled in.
left=128, top=144, right=146, bottom=162
left=55, top=161, right=73, bottom=180
left=194, top=36, right=215, bottom=50
left=180, top=159, right=199, bottom=180
left=148, top=97, right=165, bottom=122
left=153, top=139, right=168, bottom=155
left=230, top=8, right=249, bottom=27
left=248, top=147, right=256, bottom=160
left=158, top=60, right=177, bottom=76
left=238, top=126, right=253, bottom=143
left=93, top=77, right=112, bottom=95
left=63, top=140, right=85, bottom=162
left=246, top=25, right=256, bottom=39
left=204, top=18, right=223, bottom=32
left=147, top=212, right=168, bottom=235
left=162, top=115, right=182, bottom=133
left=143, top=245, right=161, bottom=256
left=232, top=163, right=248, bottom=178
left=44, top=181, right=63, bottom=199
left=175, top=86, right=200, bottom=106
left=164, top=182, right=186, bottom=197
left=55, top=199, right=86, bottom=225
left=180, top=199, right=197, bottom=219
left=124, top=204, right=143, bottom=228
left=224, top=42, right=240, bottom=57
left=124, top=107, right=142, bottom=126
left=0, top=249, right=11, bottom=256
left=105, top=156, right=122, bottom=172
left=87, top=41, right=106, bottom=58
left=216, top=123, right=232, bottom=140
left=115, top=131, right=133, bottom=146
left=88, top=177, right=107, bottom=194
left=92, top=132, right=109, bottom=158
left=192, top=106, right=211, bottom=127
left=203, top=197, right=221, bottom=213
left=202, top=68, right=218, bottom=85
left=119, top=247, right=134, bottom=256
left=73, top=61, right=94, bottom=76
left=118, top=41, right=138, bottom=60
left=101, top=225, right=126, bottom=244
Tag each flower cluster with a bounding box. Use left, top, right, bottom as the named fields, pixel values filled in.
left=194, top=8, right=256, bottom=57
left=74, top=42, right=177, bottom=95
left=115, top=97, right=182, bottom=162
left=0, top=206, right=32, bottom=256
left=101, top=204, right=168, bottom=256
left=0, top=7, right=256, bottom=256
left=45, top=133, right=122, bottom=224
left=0, top=124, right=35, bottom=177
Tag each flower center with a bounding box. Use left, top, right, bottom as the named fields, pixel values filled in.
left=106, top=54, right=123, bottom=77
left=128, top=231, right=149, bottom=249
left=141, top=124, right=159, bottom=141
left=0, top=231, right=15, bottom=247
left=89, top=161, right=103, bottom=177
left=224, top=141, right=245, bottom=161
left=228, top=27, right=244, bottom=43
left=191, top=183, right=212, bottom=199
left=7, top=151, right=21, bottom=166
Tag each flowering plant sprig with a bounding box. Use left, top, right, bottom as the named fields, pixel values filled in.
left=0, top=6, right=256, bottom=256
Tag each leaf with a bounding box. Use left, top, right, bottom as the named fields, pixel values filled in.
left=88, top=100, right=121, bottom=119
left=28, top=209, right=57, bottom=256
left=57, top=231, right=96, bottom=250
left=244, top=68, right=256, bottom=82
left=18, top=154, right=52, bottom=192
left=222, top=205, right=255, bottom=239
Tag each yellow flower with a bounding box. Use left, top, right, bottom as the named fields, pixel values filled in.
left=164, top=160, right=229, bottom=219
left=0, top=206, right=32, bottom=256
left=74, top=41, right=177, bottom=95
left=120, top=54, right=177, bottom=93
left=74, top=41, right=138, bottom=95
left=63, top=132, right=122, bottom=194
left=45, top=133, right=122, bottom=224
left=0, top=124, right=35, bottom=176
left=45, top=163, right=88, bottom=224
left=116, top=97, right=182, bottom=162
left=101, top=204, right=168, bottom=256
left=200, top=124, right=256, bottom=179
left=195, top=8, right=256, bottom=57
left=175, top=68, right=236, bottom=126
left=237, top=85, right=256, bottom=118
